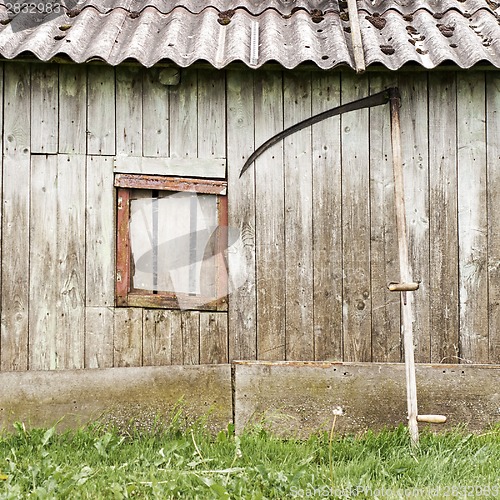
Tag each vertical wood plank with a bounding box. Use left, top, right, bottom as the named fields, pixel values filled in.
left=0, top=61, right=3, bottom=153
left=86, top=156, right=115, bottom=306
left=399, top=73, right=430, bottom=362
left=170, top=311, right=184, bottom=365
left=87, top=65, right=116, bottom=155
left=227, top=70, right=257, bottom=361
left=487, top=72, right=500, bottom=363
left=341, top=73, right=371, bottom=362
left=283, top=72, right=314, bottom=361
left=59, top=64, right=87, bottom=154
left=29, top=155, right=58, bottom=370
left=458, top=72, right=488, bottom=363
left=312, top=72, right=343, bottom=361
left=429, top=72, right=459, bottom=363
left=116, top=66, right=143, bottom=155
left=254, top=71, right=286, bottom=361
left=85, top=307, right=114, bottom=368
left=57, top=154, right=86, bottom=369
left=1, top=63, right=30, bottom=371
left=143, top=68, right=170, bottom=157
left=0, top=63, right=3, bottom=368
left=369, top=73, right=401, bottom=363
left=143, top=309, right=172, bottom=366
left=31, top=63, right=58, bottom=154
left=169, top=69, right=197, bottom=158
left=200, top=312, right=228, bottom=364
left=169, top=310, right=200, bottom=365
left=181, top=311, right=200, bottom=365
left=114, top=308, right=143, bottom=367
left=29, top=154, right=86, bottom=370
left=197, top=69, right=226, bottom=158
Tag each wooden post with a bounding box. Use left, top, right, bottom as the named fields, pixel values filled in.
left=346, top=0, right=366, bottom=73
left=389, top=88, right=419, bottom=445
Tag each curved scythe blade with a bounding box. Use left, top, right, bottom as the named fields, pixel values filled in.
left=240, top=87, right=394, bottom=177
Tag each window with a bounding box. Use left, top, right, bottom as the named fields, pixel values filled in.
left=115, top=174, right=228, bottom=310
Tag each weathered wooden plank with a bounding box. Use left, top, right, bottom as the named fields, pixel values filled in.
left=86, top=156, right=115, bottom=307
left=114, top=156, right=226, bottom=178
left=85, top=307, right=114, bottom=369
left=254, top=71, right=286, bottom=361
left=1, top=63, right=30, bottom=371
left=114, top=308, right=143, bottom=367
left=226, top=70, right=256, bottom=361
left=57, top=154, right=86, bottom=369
left=116, top=66, right=143, bottom=155
left=87, top=65, right=115, bottom=155
left=3, top=63, right=30, bottom=158
left=311, top=72, right=343, bottom=361
left=487, top=73, right=500, bottom=364
left=29, top=154, right=86, bottom=370
left=0, top=61, right=3, bottom=153
left=169, top=69, right=197, bottom=158
left=283, top=72, right=314, bottom=361
left=457, top=72, right=488, bottom=363
left=181, top=311, right=200, bottom=365
left=399, top=73, right=430, bottom=362
left=369, top=73, right=400, bottom=363
left=143, top=68, right=170, bottom=157
left=115, top=173, right=226, bottom=194
left=31, top=63, right=58, bottom=154
left=0, top=65, right=2, bottom=368
left=59, top=64, right=87, bottom=154
left=169, top=311, right=201, bottom=365
left=200, top=312, right=228, bottom=364
left=341, top=73, right=371, bottom=362
left=170, top=311, right=184, bottom=365
left=143, top=309, right=172, bottom=366
left=29, top=155, right=58, bottom=370
left=197, top=69, right=226, bottom=159
left=429, top=72, right=459, bottom=363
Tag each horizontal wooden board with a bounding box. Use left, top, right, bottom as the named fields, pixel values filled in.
left=114, top=173, right=227, bottom=194
left=114, top=156, right=226, bottom=179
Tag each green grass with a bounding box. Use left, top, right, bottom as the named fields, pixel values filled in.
left=1, top=418, right=499, bottom=499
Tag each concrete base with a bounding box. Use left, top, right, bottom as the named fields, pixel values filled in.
left=234, top=362, right=500, bottom=438
left=1, top=362, right=500, bottom=437
left=0, top=365, right=232, bottom=434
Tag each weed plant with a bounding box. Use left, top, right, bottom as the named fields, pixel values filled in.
left=0, top=417, right=499, bottom=499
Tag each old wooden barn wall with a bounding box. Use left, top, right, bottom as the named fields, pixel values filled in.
left=0, top=61, right=498, bottom=371
left=230, top=68, right=500, bottom=366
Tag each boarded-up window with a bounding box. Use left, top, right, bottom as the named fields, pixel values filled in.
left=115, top=174, right=228, bottom=310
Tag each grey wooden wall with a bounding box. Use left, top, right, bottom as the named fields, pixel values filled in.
left=0, top=61, right=498, bottom=371
left=0, top=62, right=228, bottom=371
left=228, top=68, right=500, bottom=366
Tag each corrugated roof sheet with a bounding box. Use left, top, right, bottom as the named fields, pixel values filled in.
left=0, top=0, right=498, bottom=70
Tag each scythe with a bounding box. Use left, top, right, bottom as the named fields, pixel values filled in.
left=240, top=87, right=446, bottom=445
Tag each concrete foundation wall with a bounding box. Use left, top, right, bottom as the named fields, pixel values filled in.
left=1, top=362, right=499, bottom=437
left=0, top=365, right=232, bottom=434
left=234, top=362, right=500, bottom=437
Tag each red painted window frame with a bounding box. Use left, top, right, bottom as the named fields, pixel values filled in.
left=115, top=174, right=228, bottom=311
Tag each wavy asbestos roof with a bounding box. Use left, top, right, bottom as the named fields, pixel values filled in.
left=0, top=0, right=498, bottom=69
